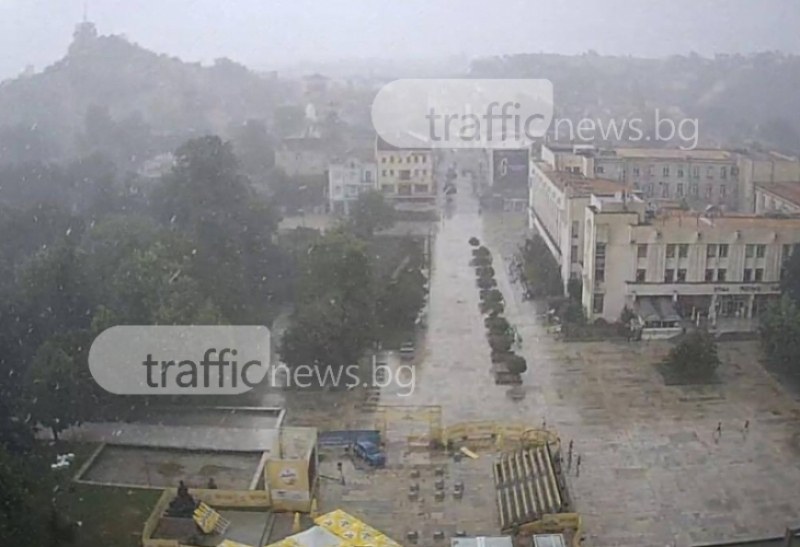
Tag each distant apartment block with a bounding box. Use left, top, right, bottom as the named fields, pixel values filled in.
left=375, top=136, right=435, bottom=207
left=327, top=158, right=378, bottom=215
left=541, top=144, right=800, bottom=213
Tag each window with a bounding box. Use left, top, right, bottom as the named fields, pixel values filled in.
left=664, top=268, right=675, bottom=282
left=720, top=184, right=726, bottom=198
left=731, top=166, right=739, bottom=176
left=693, top=166, right=700, bottom=179
left=784, top=244, right=794, bottom=260
left=592, top=294, right=604, bottom=314
left=381, top=157, right=386, bottom=163
left=706, top=166, right=714, bottom=179
left=755, top=268, right=764, bottom=281
left=677, top=167, right=684, bottom=178
left=746, top=244, right=755, bottom=258
left=707, top=244, right=717, bottom=258
left=390, top=170, right=395, bottom=176
left=637, top=244, right=648, bottom=258
left=595, top=267, right=605, bottom=282
left=756, top=244, right=766, bottom=258
left=663, top=166, right=670, bottom=176
left=633, top=167, right=640, bottom=177
left=743, top=268, right=753, bottom=282
left=636, top=269, right=646, bottom=282
left=364, top=171, right=372, bottom=182
left=413, top=184, right=428, bottom=194
left=721, top=166, right=727, bottom=179
left=648, top=165, right=655, bottom=176
left=390, top=156, right=395, bottom=163
left=717, top=269, right=727, bottom=282
left=596, top=243, right=607, bottom=257
left=679, top=244, right=689, bottom=258
left=661, top=182, right=669, bottom=198
left=646, top=183, right=654, bottom=196
left=666, top=244, right=676, bottom=258
left=422, top=169, right=427, bottom=176
left=705, top=269, right=714, bottom=282
left=705, top=184, right=713, bottom=198
left=381, top=170, right=387, bottom=176
left=571, top=246, right=578, bottom=263
left=596, top=166, right=605, bottom=174
left=676, top=183, right=684, bottom=197
left=677, top=269, right=687, bottom=282
left=399, top=170, right=411, bottom=181
left=572, top=221, right=579, bottom=239
left=719, top=244, right=728, bottom=258
left=690, top=182, right=699, bottom=197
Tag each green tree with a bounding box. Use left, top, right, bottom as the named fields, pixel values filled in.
left=760, top=295, right=800, bottom=366
left=346, top=190, right=395, bottom=238
left=26, top=333, right=93, bottom=441
left=780, top=245, right=800, bottom=304
left=662, top=330, right=720, bottom=381
left=154, top=136, right=287, bottom=322
left=280, top=229, right=375, bottom=371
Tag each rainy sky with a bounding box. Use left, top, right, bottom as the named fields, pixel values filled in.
left=1, top=0, right=800, bottom=79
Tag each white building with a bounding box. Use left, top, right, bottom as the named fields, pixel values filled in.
left=581, top=199, right=800, bottom=333
left=589, top=147, right=740, bottom=212
left=754, top=181, right=800, bottom=215
left=528, top=161, right=628, bottom=293
left=327, top=158, right=378, bottom=215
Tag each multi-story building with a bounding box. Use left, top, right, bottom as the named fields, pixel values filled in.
left=581, top=198, right=800, bottom=333
left=528, top=161, right=627, bottom=292
left=754, top=181, right=800, bottom=215
left=327, top=158, right=378, bottom=215
left=736, top=150, right=800, bottom=212
left=589, top=147, right=740, bottom=211
left=375, top=136, right=435, bottom=207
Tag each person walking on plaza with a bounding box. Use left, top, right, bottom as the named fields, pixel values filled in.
left=575, top=455, right=582, bottom=477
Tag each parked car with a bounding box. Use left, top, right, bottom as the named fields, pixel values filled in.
left=353, top=439, right=386, bottom=467
left=399, top=340, right=415, bottom=360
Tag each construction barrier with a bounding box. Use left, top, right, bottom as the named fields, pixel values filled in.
left=442, top=422, right=559, bottom=449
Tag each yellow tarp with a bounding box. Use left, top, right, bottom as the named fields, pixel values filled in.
left=314, top=509, right=402, bottom=547
left=265, top=525, right=354, bottom=546
left=219, top=541, right=254, bottom=547
left=193, top=502, right=225, bottom=535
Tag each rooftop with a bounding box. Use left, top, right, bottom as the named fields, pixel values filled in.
left=376, top=134, right=432, bottom=152
left=608, top=147, right=732, bottom=161
left=641, top=210, right=800, bottom=231
left=755, top=181, right=800, bottom=207
left=538, top=163, right=626, bottom=196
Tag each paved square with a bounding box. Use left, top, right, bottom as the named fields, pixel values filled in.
left=285, top=182, right=800, bottom=546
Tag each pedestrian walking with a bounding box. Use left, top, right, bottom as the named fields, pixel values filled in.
left=716, top=422, right=722, bottom=436
left=567, top=448, right=573, bottom=471
left=575, top=455, right=582, bottom=477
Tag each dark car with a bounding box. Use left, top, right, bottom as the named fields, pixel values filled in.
left=353, top=439, right=386, bottom=467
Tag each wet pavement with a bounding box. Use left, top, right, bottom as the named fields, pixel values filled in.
left=293, top=173, right=800, bottom=547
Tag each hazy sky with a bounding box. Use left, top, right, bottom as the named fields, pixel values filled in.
left=1, top=0, right=800, bottom=79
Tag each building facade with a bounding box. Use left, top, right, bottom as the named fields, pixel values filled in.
left=528, top=161, right=627, bottom=293
left=754, top=181, right=800, bottom=215
left=327, top=159, right=378, bottom=215
left=581, top=200, right=800, bottom=331
left=589, top=147, right=740, bottom=211
left=375, top=136, right=435, bottom=206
